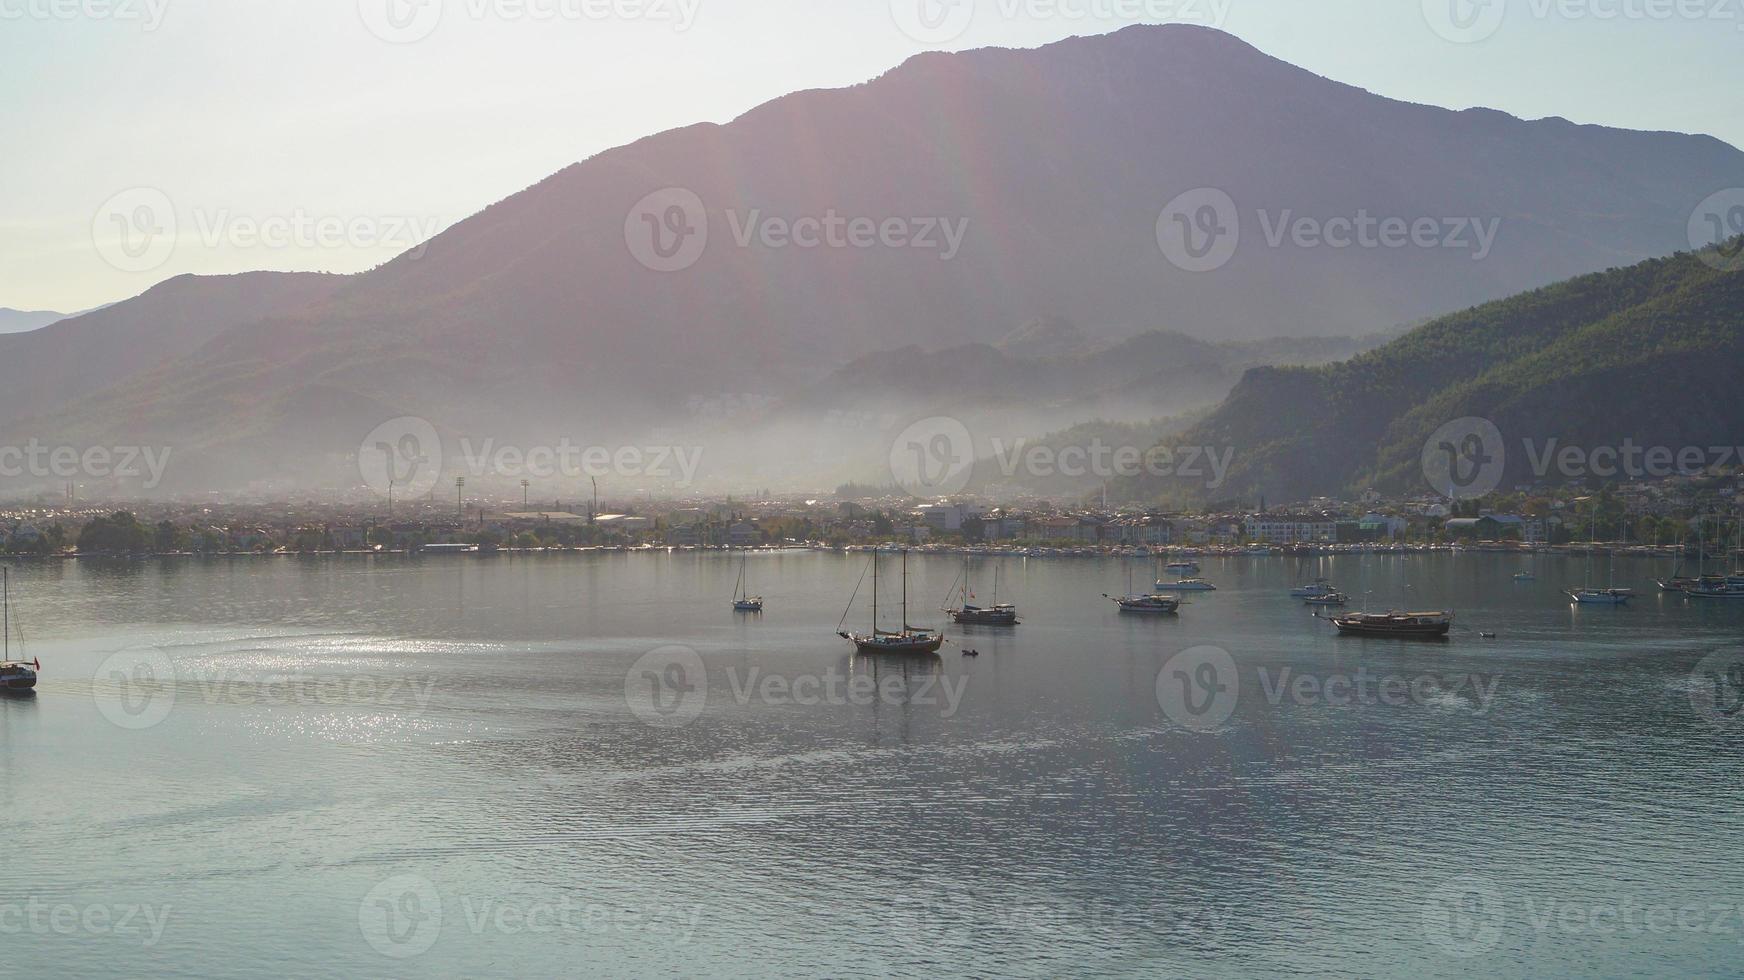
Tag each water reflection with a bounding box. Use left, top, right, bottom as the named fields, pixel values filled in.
left=2, top=552, right=1742, bottom=977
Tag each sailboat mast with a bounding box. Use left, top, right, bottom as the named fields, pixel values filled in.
left=901, top=549, right=910, bottom=631
left=871, top=549, right=879, bottom=634
left=1611, top=520, right=1620, bottom=588
left=3, top=567, right=8, bottom=661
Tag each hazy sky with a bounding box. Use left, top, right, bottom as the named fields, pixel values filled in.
left=3, top=0, right=1740, bottom=312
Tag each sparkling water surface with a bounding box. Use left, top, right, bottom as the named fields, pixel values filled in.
left=3, top=550, right=1741, bottom=978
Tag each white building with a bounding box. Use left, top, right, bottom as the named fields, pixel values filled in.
left=1243, top=515, right=1338, bottom=544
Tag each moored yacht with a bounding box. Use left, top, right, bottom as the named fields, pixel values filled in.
left=838, top=549, right=943, bottom=655
left=731, top=549, right=764, bottom=612
left=946, top=555, right=1019, bottom=626
left=0, top=569, right=35, bottom=693
left=1569, top=587, right=1634, bottom=605
left=1569, top=517, right=1631, bottom=605
left=1332, top=610, right=1453, bottom=638
left=1156, top=578, right=1218, bottom=592
left=1106, top=592, right=1182, bottom=615
left=1685, top=576, right=1744, bottom=599
left=1108, top=562, right=1181, bottom=615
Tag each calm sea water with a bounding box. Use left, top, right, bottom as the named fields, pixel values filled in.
left=3, top=550, right=1742, bottom=978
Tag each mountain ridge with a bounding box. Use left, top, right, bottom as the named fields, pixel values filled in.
left=9, top=24, right=1744, bottom=493
left=1122, top=243, right=1744, bottom=504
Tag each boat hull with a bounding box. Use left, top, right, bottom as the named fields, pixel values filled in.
left=1114, top=596, right=1181, bottom=615
left=950, top=608, right=1019, bottom=626
left=1332, top=614, right=1453, bottom=638
left=843, top=633, right=944, bottom=655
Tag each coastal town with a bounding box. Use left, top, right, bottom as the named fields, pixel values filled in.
left=3, top=468, right=1741, bottom=557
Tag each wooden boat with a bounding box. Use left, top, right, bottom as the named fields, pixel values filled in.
left=1332, top=610, right=1453, bottom=638
left=838, top=549, right=943, bottom=655
left=946, top=555, right=1019, bottom=626
left=0, top=568, right=36, bottom=693
left=1106, top=593, right=1182, bottom=615
left=1570, top=516, right=1630, bottom=605
left=1108, top=561, right=1180, bottom=615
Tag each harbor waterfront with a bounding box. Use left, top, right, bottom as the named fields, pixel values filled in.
left=5, top=549, right=1744, bottom=977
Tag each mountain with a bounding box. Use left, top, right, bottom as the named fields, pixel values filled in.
left=0, top=273, right=345, bottom=433
left=0, top=309, right=69, bottom=334
left=683, top=321, right=1386, bottom=494
left=1123, top=242, right=1744, bottom=504
left=15, top=25, right=1744, bottom=492
left=788, top=319, right=1387, bottom=425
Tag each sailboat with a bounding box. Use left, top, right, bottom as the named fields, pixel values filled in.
left=946, top=555, right=1018, bottom=626
left=0, top=568, right=39, bottom=693
left=1687, top=514, right=1744, bottom=599
left=1105, top=561, right=1182, bottom=615
left=1658, top=523, right=1699, bottom=592
left=838, top=549, right=944, bottom=655
left=731, top=549, right=763, bottom=612
left=1569, top=516, right=1632, bottom=605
